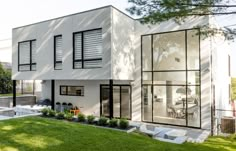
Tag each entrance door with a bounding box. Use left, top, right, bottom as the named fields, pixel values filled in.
left=100, top=85, right=131, bottom=119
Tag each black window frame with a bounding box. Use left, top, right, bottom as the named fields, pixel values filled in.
left=60, top=85, right=84, bottom=96
left=141, top=28, right=201, bottom=129
left=18, top=39, right=37, bottom=71
left=73, top=28, right=102, bottom=69
left=100, top=84, right=132, bottom=120
left=54, top=35, right=63, bottom=70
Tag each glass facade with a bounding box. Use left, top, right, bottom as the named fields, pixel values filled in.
left=141, top=29, right=201, bottom=128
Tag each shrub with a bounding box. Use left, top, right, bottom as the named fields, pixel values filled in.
left=77, top=113, right=86, bottom=122
left=98, top=116, right=108, bottom=126
left=87, top=115, right=95, bottom=124
left=64, top=112, right=73, bottom=121
left=56, top=112, right=65, bottom=120
left=41, top=108, right=49, bottom=116
left=109, top=118, right=118, bottom=127
left=48, top=109, right=56, bottom=117
left=119, top=119, right=129, bottom=129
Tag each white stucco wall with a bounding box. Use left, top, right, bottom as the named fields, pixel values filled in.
left=212, top=34, right=232, bottom=116
left=42, top=80, right=131, bottom=116
left=12, top=7, right=112, bottom=80
left=111, top=8, right=135, bottom=80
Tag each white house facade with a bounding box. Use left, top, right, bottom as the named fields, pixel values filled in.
left=12, top=6, right=231, bottom=131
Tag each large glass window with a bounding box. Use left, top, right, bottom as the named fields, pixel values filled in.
left=153, top=31, right=186, bottom=71
left=141, top=29, right=201, bottom=128
left=73, top=28, right=102, bottom=69
left=54, top=35, right=63, bottom=70
left=18, top=40, right=36, bottom=71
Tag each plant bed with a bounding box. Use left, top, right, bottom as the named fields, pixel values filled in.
left=79, top=121, right=137, bottom=133
left=40, top=112, right=136, bottom=133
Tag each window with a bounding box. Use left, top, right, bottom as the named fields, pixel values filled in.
left=60, top=86, right=84, bottom=96
left=18, top=40, right=36, bottom=71
left=73, top=28, right=102, bottom=69
left=141, top=29, right=201, bottom=128
left=54, top=35, right=62, bottom=70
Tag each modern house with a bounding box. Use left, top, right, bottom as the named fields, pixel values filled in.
left=12, top=6, right=232, bottom=131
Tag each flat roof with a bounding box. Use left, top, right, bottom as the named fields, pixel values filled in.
left=13, top=5, right=135, bottom=30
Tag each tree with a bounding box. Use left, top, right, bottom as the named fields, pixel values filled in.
left=0, top=63, right=12, bottom=94
left=127, top=0, right=236, bottom=40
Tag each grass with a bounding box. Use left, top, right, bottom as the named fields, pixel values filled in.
left=0, top=93, right=21, bottom=97
left=0, top=116, right=235, bottom=151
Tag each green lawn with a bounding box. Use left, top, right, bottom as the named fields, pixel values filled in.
left=0, top=93, right=21, bottom=97
left=0, top=116, right=235, bottom=151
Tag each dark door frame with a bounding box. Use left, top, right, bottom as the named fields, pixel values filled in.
left=100, top=84, right=132, bottom=120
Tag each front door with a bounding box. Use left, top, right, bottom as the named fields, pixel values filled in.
left=100, top=85, right=131, bottom=119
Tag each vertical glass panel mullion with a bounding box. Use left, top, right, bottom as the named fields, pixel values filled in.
left=187, top=86, right=200, bottom=127
left=142, top=35, right=152, bottom=71
left=113, top=86, right=120, bottom=118
left=142, top=85, right=152, bottom=122
left=187, top=30, right=200, bottom=70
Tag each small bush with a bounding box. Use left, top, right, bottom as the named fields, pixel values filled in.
left=87, top=115, right=95, bottom=124
left=56, top=112, right=65, bottom=120
left=109, top=118, right=118, bottom=127
left=77, top=113, right=86, bottom=122
left=64, top=112, right=73, bottom=121
left=119, top=119, right=129, bottom=129
left=98, top=116, right=108, bottom=126
left=48, top=109, right=56, bottom=117
left=41, top=108, right=49, bottom=116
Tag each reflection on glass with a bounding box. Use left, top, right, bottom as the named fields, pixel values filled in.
left=187, top=86, right=200, bottom=127
left=153, top=72, right=186, bottom=85
left=187, top=30, right=200, bottom=70
left=153, top=86, right=186, bottom=126
left=142, top=35, right=152, bottom=71
left=142, top=86, right=152, bottom=122
left=101, top=86, right=110, bottom=117
left=153, top=31, right=186, bottom=70
left=121, top=86, right=131, bottom=119
left=143, top=72, right=152, bottom=84
left=188, top=71, right=200, bottom=85
left=113, top=86, right=120, bottom=118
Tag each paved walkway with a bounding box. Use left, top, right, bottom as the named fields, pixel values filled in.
left=129, top=121, right=210, bottom=143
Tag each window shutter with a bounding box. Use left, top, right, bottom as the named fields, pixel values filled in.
left=31, top=40, right=36, bottom=70
left=74, top=33, right=82, bottom=68
left=19, top=42, right=30, bottom=64
left=19, top=42, right=30, bottom=71
left=55, top=36, right=62, bottom=69
left=83, top=29, right=102, bottom=68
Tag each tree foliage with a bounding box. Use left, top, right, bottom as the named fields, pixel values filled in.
left=0, top=63, right=12, bottom=94
left=127, top=0, right=236, bottom=40
left=231, top=78, right=236, bottom=100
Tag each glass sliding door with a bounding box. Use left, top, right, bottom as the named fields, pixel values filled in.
left=100, top=85, right=131, bottom=119
left=101, top=86, right=110, bottom=117
left=142, top=85, right=152, bottom=122
left=113, top=86, right=120, bottom=118
left=121, top=86, right=131, bottom=119
left=141, top=29, right=201, bottom=128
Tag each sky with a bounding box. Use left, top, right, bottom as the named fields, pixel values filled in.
left=0, top=0, right=236, bottom=76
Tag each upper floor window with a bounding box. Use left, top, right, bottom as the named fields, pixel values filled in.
left=73, top=28, right=102, bottom=69
left=54, top=35, right=62, bottom=70
left=18, top=40, right=36, bottom=71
